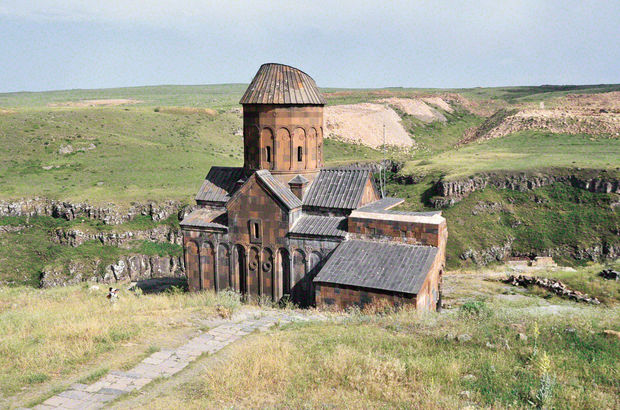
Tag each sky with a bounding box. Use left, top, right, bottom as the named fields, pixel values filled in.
left=1, top=0, right=619, bottom=92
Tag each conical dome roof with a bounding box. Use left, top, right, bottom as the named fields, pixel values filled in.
left=240, top=63, right=326, bottom=105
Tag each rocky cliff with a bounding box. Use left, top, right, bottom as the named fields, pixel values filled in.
left=52, top=225, right=182, bottom=247
left=431, top=171, right=620, bottom=208
left=0, top=198, right=197, bottom=225
left=40, top=254, right=185, bottom=288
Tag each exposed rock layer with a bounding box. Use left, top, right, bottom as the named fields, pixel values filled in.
left=431, top=172, right=620, bottom=207
left=52, top=225, right=182, bottom=247
left=0, top=198, right=196, bottom=225
left=40, top=254, right=185, bottom=288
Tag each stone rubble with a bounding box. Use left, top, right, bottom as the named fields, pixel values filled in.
left=503, top=274, right=601, bottom=304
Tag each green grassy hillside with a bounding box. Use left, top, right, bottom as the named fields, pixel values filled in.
left=0, top=83, right=618, bottom=283
left=403, top=130, right=620, bottom=180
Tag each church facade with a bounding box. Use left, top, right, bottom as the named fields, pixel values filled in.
left=180, top=63, right=447, bottom=310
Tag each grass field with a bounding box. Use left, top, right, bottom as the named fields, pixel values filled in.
left=0, top=106, right=387, bottom=204
left=2, top=265, right=617, bottom=408
left=126, top=267, right=619, bottom=409
left=402, top=130, right=620, bottom=180
left=0, top=285, right=242, bottom=404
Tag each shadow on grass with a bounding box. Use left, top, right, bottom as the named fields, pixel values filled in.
left=135, top=277, right=188, bottom=294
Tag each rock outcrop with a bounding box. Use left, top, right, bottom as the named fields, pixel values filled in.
left=431, top=171, right=620, bottom=207
left=52, top=225, right=182, bottom=247
left=459, top=239, right=514, bottom=265
left=0, top=198, right=197, bottom=225
left=460, top=241, right=618, bottom=266
left=40, top=254, right=185, bottom=288
left=599, top=269, right=619, bottom=281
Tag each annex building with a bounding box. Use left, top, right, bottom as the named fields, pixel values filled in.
left=180, top=63, right=447, bottom=310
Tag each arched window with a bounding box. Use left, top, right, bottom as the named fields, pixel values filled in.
left=297, top=146, right=303, bottom=162
left=266, top=146, right=272, bottom=163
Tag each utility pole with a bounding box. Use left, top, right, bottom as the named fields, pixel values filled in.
left=379, top=123, right=386, bottom=198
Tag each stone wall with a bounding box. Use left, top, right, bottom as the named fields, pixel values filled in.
left=315, top=283, right=416, bottom=310
left=348, top=215, right=447, bottom=248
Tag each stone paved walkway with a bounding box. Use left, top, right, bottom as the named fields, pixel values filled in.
left=31, top=309, right=321, bottom=409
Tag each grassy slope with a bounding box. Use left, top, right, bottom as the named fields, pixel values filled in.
left=0, top=108, right=243, bottom=204
left=132, top=270, right=619, bottom=409
left=1, top=84, right=618, bottom=276
left=0, top=84, right=247, bottom=109
left=390, top=183, right=620, bottom=268
left=0, top=215, right=183, bottom=286
left=403, top=130, right=620, bottom=180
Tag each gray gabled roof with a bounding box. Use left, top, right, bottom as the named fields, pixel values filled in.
left=303, top=168, right=376, bottom=210
left=313, top=240, right=438, bottom=295
left=255, top=170, right=303, bottom=210
left=288, top=174, right=309, bottom=185
left=180, top=209, right=228, bottom=231
left=240, top=63, right=326, bottom=105
left=289, top=215, right=347, bottom=238
left=195, top=167, right=245, bottom=204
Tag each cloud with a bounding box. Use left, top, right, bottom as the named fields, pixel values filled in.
left=0, top=1, right=534, bottom=30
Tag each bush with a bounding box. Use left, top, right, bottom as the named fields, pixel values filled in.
left=459, top=300, right=492, bottom=318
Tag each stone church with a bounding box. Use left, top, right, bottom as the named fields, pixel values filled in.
left=181, top=63, right=447, bottom=310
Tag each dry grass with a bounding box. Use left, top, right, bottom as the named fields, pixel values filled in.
left=0, top=284, right=240, bottom=399
left=135, top=279, right=620, bottom=409
left=154, top=106, right=217, bottom=116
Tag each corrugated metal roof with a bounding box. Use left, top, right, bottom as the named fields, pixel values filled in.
left=240, top=63, right=326, bottom=105
left=195, top=167, right=245, bottom=204
left=313, top=240, right=438, bottom=294
left=303, top=168, right=374, bottom=210
left=180, top=208, right=228, bottom=230
left=289, top=215, right=347, bottom=238
left=256, top=170, right=303, bottom=210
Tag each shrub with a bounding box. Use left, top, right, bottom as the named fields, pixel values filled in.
left=459, top=300, right=492, bottom=318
